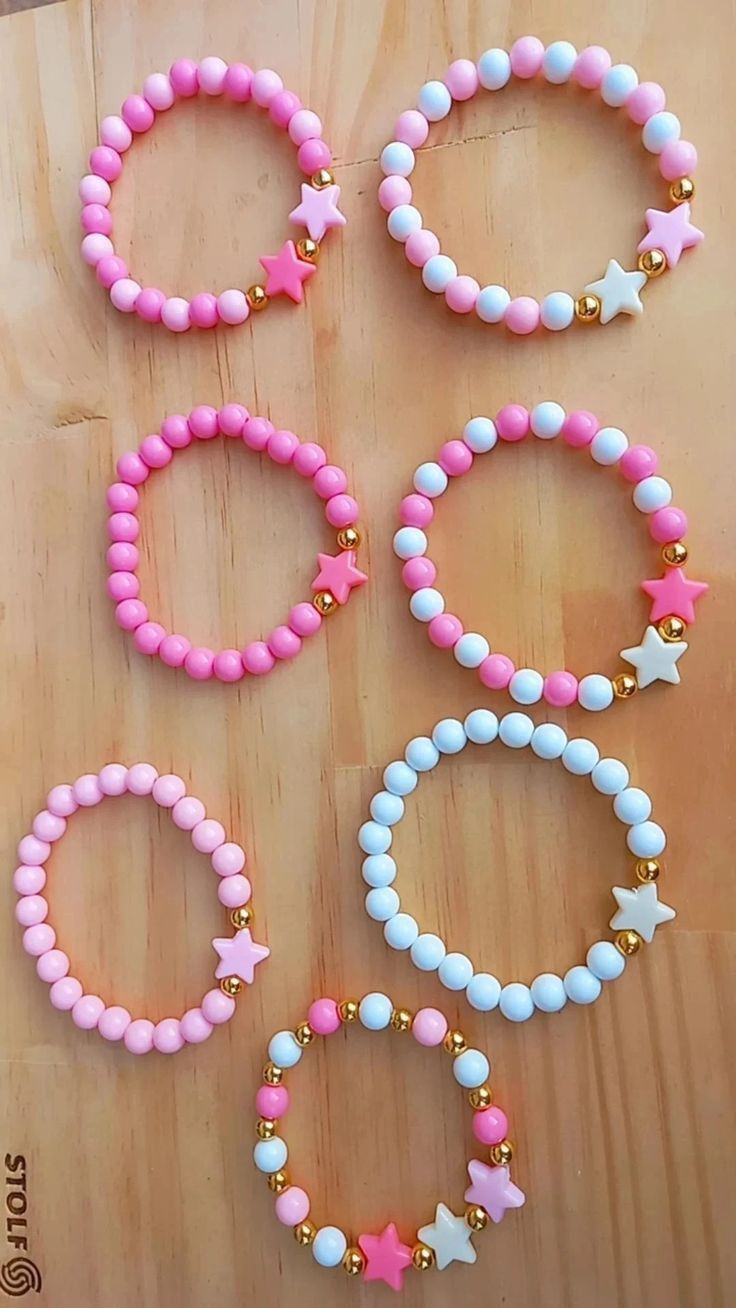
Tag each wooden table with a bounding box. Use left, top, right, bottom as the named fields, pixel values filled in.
left=1, top=2, right=734, bottom=1304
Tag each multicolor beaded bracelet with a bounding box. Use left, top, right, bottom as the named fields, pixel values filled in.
left=379, top=38, right=702, bottom=334
left=80, top=59, right=346, bottom=329
left=359, top=709, right=676, bottom=1023
left=14, top=765, right=269, bottom=1052
left=255, top=993, right=525, bottom=1287
left=396, top=404, right=707, bottom=711
left=106, top=405, right=367, bottom=681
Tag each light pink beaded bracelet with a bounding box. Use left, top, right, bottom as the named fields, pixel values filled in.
left=106, top=404, right=367, bottom=682
left=14, top=765, right=269, bottom=1054
left=80, top=58, right=346, bottom=330
left=379, top=39, right=702, bottom=334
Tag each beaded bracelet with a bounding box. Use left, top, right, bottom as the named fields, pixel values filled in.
left=80, top=59, right=346, bottom=330
left=395, top=404, right=707, bottom=711
left=359, top=710, right=676, bottom=1023
left=254, top=992, right=525, bottom=1287
left=14, top=765, right=269, bottom=1052
left=106, top=404, right=367, bottom=681
left=379, top=39, right=702, bottom=334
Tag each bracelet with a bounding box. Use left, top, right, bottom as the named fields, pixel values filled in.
left=106, top=405, right=367, bottom=681
left=80, top=59, right=345, bottom=329
left=254, top=992, right=524, bottom=1287
left=395, top=404, right=707, bottom=710
left=359, top=709, right=676, bottom=1023
left=379, top=39, right=702, bottom=334
left=14, top=765, right=269, bottom=1052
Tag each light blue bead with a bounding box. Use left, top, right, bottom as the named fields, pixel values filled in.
left=365, top=886, right=400, bottom=922
left=601, top=63, right=638, bottom=107
left=499, top=983, right=535, bottom=1022
left=380, top=140, right=415, bottom=176
left=439, top=952, right=473, bottom=991
left=253, top=1137, right=288, bottom=1173
left=464, top=709, right=498, bottom=744
left=531, top=723, right=567, bottom=760
left=370, top=790, right=405, bottom=826
left=531, top=973, right=567, bottom=1013
left=591, top=758, right=629, bottom=796
left=613, top=787, right=652, bottom=826
left=359, top=991, right=393, bottom=1030
left=587, top=941, right=626, bottom=982
left=462, top=416, right=497, bottom=453
left=384, top=912, right=418, bottom=949
left=499, top=713, right=534, bottom=749
left=313, top=1227, right=347, bottom=1268
left=542, top=40, right=577, bottom=84
left=562, top=737, right=600, bottom=775
left=530, top=401, right=566, bottom=439
left=642, top=111, right=680, bottom=154
left=466, top=973, right=501, bottom=1011
left=358, top=819, right=392, bottom=855
left=422, top=254, right=457, bottom=292
left=409, top=587, right=445, bottom=622
left=393, top=526, right=427, bottom=559
left=413, top=461, right=448, bottom=497
left=477, top=48, right=511, bottom=90
left=268, top=1030, right=302, bottom=1068
left=417, top=79, right=452, bottom=121
left=454, top=633, right=490, bottom=668
left=431, top=718, right=467, bottom=754
left=453, top=1048, right=491, bottom=1088
left=564, top=966, right=602, bottom=1005
left=362, top=854, right=397, bottom=888
left=410, top=933, right=446, bottom=971
left=626, top=820, right=666, bottom=858
left=405, top=736, right=440, bottom=772
left=540, top=291, right=574, bottom=331
left=383, top=760, right=418, bottom=796
left=387, top=203, right=422, bottom=241
left=476, top=284, right=510, bottom=322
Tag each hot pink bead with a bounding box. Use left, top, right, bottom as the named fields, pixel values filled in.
left=23, top=923, right=56, bottom=956
left=81, top=203, right=113, bottom=236
left=79, top=174, right=112, bottom=205
left=378, top=175, right=412, bottom=212
left=117, top=450, right=149, bottom=485
left=172, top=796, right=206, bottom=831
left=298, top=138, right=331, bottom=174
left=479, top=653, right=515, bottom=690
left=189, top=292, right=219, bottom=328
left=293, top=442, right=327, bottom=477
left=98, top=1005, right=132, bottom=1041
left=161, top=414, right=192, bottom=448
left=72, top=774, right=103, bottom=807
left=439, top=439, right=473, bottom=475
left=412, top=1007, right=448, bottom=1047
left=445, top=58, right=480, bottom=99
left=224, top=63, right=253, bottom=102
left=307, top=996, right=341, bottom=1035
left=562, top=409, right=599, bottom=448
left=14, top=865, right=46, bottom=895
left=197, top=56, right=228, bottom=95
left=139, top=433, right=173, bottom=468
left=89, top=145, right=122, bottom=182
left=191, top=819, right=225, bottom=854
left=211, top=842, right=246, bottom=877
left=574, top=46, right=612, bottom=90
left=275, top=1187, right=310, bottom=1227
left=180, top=1007, right=213, bottom=1044
left=134, top=622, right=166, bottom=654
left=72, top=994, right=105, bottom=1030
left=268, top=429, right=299, bottom=464
left=116, top=598, right=147, bottom=630
left=289, top=602, right=322, bottom=637
left=505, top=296, right=541, bottom=335
left=242, top=641, right=276, bottom=675
left=159, top=634, right=191, bottom=667
left=288, top=108, right=322, bottom=145
left=184, top=647, right=215, bottom=680
left=325, top=493, right=359, bottom=528
left=650, top=506, right=688, bottom=543
left=110, top=278, right=142, bottom=312
left=121, top=95, right=155, bottom=133
left=269, top=89, right=301, bottom=127
left=124, top=1019, right=155, bottom=1054
left=402, top=556, right=437, bottom=590
left=268, top=626, right=302, bottom=660
left=126, top=762, right=158, bottom=795
left=216, top=289, right=249, bottom=324
left=100, top=115, right=132, bottom=152
left=400, top=493, right=434, bottom=528
left=107, top=541, right=139, bottom=571
left=405, top=228, right=440, bottom=267
left=143, top=72, right=175, bottom=112
left=169, top=58, right=199, bottom=97
left=201, top=988, right=236, bottom=1025
left=106, top=481, right=139, bottom=512
left=36, top=949, right=70, bottom=983
left=32, top=810, right=66, bottom=842
left=98, top=763, right=129, bottom=795
left=510, top=35, right=545, bottom=79
left=47, top=784, right=77, bottom=818
left=17, top=834, right=50, bottom=865
left=50, top=976, right=83, bottom=1010
left=153, top=1017, right=185, bottom=1053
left=446, top=275, right=480, bottom=313
left=96, top=254, right=128, bottom=287
left=313, top=465, right=348, bottom=499
left=544, top=671, right=579, bottom=707
left=496, top=404, right=530, bottom=442
left=217, top=874, right=252, bottom=908
left=218, top=403, right=249, bottom=436
left=660, top=139, right=698, bottom=181
left=395, top=109, right=429, bottom=148
left=242, top=416, right=272, bottom=451
left=16, top=895, right=48, bottom=927
left=161, top=297, right=191, bottom=331
left=428, top=613, right=463, bottom=648
left=626, top=81, right=666, bottom=125
left=472, top=1105, right=509, bottom=1145
left=256, top=1084, right=290, bottom=1118
left=152, top=774, right=186, bottom=807
left=212, top=650, right=244, bottom=682
left=251, top=68, right=283, bottom=107
left=620, top=444, right=658, bottom=483
left=81, top=233, right=114, bottom=266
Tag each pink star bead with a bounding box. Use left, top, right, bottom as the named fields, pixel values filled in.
left=641, top=567, right=709, bottom=624
left=637, top=203, right=704, bottom=268
left=212, top=928, right=270, bottom=984
left=289, top=183, right=346, bottom=242
left=464, top=1160, right=526, bottom=1224
left=311, top=550, right=368, bottom=605
left=358, top=1223, right=413, bottom=1292
left=259, top=240, right=317, bottom=303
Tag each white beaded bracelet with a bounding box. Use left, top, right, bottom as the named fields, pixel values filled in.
left=358, top=710, right=676, bottom=1023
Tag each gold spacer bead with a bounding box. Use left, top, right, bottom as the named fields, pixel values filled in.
left=612, top=672, right=638, bottom=699
left=616, top=928, right=643, bottom=956
left=412, top=1242, right=436, bottom=1271
left=230, top=905, right=253, bottom=930
left=336, top=525, right=361, bottom=551
left=313, top=589, right=338, bottom=616
left=662, top=541, right=688, bottom=567
left=338, top=998, right=359, bottom=1023
left=246, top=284, right=269, bottom=311
left=294, top=1022, right=314, bottom=1047
left=669, top=176, right=695, bottom=205
left=296, top=236, right=319, bottom=263
left=263, top=1061, right=284, bottom=1085
left=658, top=614, right=687, bottom=642
left=267, top=1169, right=289, bottom=1193
left=575, top=293, right=601, bottom=323
left=636, top=858, right=660, bottom=883
left=490, top=1140, right=514, bottom=1167
left=294, top=1220, right=317, bottom=1247
left=469, top=1085, right=493, bottom=1110
left=343, top=1247, right=365, bottom=1276
left=391, top=1007, right=413, bottom=1032
left=312, top=168, right=335, bottom=190
left=465, top=1204, right=489, bottom=1231
left=256, top=1118, right=276, bottom=1140
left=637, top=248, right=667, bottom=278
left=443, top=1029, right=467, bottom=1056
left=220, top=975, right=244, bottom=997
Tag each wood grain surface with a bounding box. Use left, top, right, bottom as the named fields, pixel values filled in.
left=1, top=2, right=734, bottom=1305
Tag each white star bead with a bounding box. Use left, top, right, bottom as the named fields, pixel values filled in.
left=610, top=883, right=676, bottom=943
left=620, top=625, right=688, bottom=688
left=584, top=259, right=647, bottom=324
left=417, top=1202, right=476, bottom=1270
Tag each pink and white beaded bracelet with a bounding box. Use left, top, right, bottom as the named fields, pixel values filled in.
left=255, top=993, right=524, bottom=1285
left=379, top=39, right=702, bottom=334
left=14, top=764, right=269, bottom=1053
left=396, top=403, right=708, bottom=711
left=80, top=59, right=346, bottom=330
left=106, top=404, right=367, bottom=681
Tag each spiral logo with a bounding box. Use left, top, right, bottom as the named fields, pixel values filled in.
left=0, top=1257, right=42, bottom=1296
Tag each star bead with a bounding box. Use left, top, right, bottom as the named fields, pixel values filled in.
left=584, top=259, right=647, bottom=324
left=641, top=568, right=709, bottom=624
left=358, top=1223, right=413, bottom=1292
left=464, top=1160, right=526, bottom=1224
left=212, top=928, right=270, bottom=984
left=259, top=240, right=317, bottom=303
left=289, top=183, right=346, bottom=242
left=637, top=203, right=704, bottom=268
left=620, top=624, right=688, bottom=688
left=417, top=1202, right=476, bottom=1271
left=311, top=550, right=368, bottom=605
left=610, top=883, right=676, bottom=943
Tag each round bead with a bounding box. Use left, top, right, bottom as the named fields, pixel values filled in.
left=153, top=1018, right=185, bottom=1054
left=509, top=668, right=544, bottom=705
left=562, top=409, right=599, bottom=448
left=126, top=763, right=158, bottom=795
left=143, top=72, right=175, bottom=111
left=217, top=874, right=252, bottom=907
left=543, top=671, right=578, bottom=707
left=402, top=557, right=436, bottom=591
left=383, top=913, right=418, bottom=950
left=431, top=718, right=467, bottom=754
left=510, top=36, right=544, bottom=79
left=380, top=141, right=415, bottom=178
left=358, top=992, right=393, bottom=1030
left=412, top=1007, right=448, bottom=1046
left=587, top=941, right=626, bottom=982
left=464, top=709, right=498, bottom=744
left=660, top=139, right=698, bottom=181
left=378, top=175, right=412, bottom=211
left=308, top=998, right=341, bottom=1036
left=383, top=761, right=418, bottom=796
left=251, top=68, right=283, bottom=107
left=479, top=653, right=515, bottom=690
left=81, top=233, right=114, bottom=266
left=530, top=401, right=566, bottom=439
left=496, top=404, right=529, bottom=442
left=626, top=821, right=666, bottom=858
left=601, top=64, right=638, bottom=107
left=313, top=1227, right=348, bottom=1268
left=591, top=758, right=630, bottom=795
left=505, top=296, right=540, bottom=335
left=268, top=1031, right=303, bottom=1068
left=410, top=933, right=446, bottom=971
left=161, top=298, right=190, bottom=331
left=650, top=506, right=688, bottom=543
left=361, top=854, right=396, bottom=888
left=591, top=426, right=629, bottom=465
left=562, top=738, right=600, bottom=776
left=577, top=674, right=615, bottom=712
left=477, top=48, right=511, bottom=90
left=574, top=45, right=611, bottom=90
left=530, top=723, right=567, bottom=760
left=253, top=1138, right=288, bottom=1174
left=405, top=228, right=440, bottom=267
left=473, top=1106, right=509, bottom=1144
left=620, top=444, right=658, bottom=483
left=98, top=1005, right=131, bottom=1041
left=387, top=204, right=422, bottom=242
left=14, top=865, right=46, bottom=895
left=466, top=973, right=501, bottom=1011
left=422, top=254, right=457, bottom=293
left=542, top=41, right=578, bottom=83
left=276, top=1187, right=310, bottom=1227
left=358, top=820, right=392, bottom=855
left=613, top=787, right=652, bottom=825
left=404, top=736, right=440, bottom=772
left=256, top=1085, right=290, bottom=1120
left=499, top=983, right=535, bottom=1023
left=412, top=462, right=448, bottom=499
left=438, top=952, right=473, bottom=991
left=462, top=417, right=497, bottom=453
left=541, top=291, right=575, bottom=331
left=455, top=634, right=490, bottom=668
left=172, top=796, right=206, bottom=830
left=395, top=109, right=429, bottom=147
left=32, top=809, right=67, bottom=841
left=453, top=1048, right=490, bottom=1088
left=476, top=285, right=510, bottom=322
left=110, top=279, right=142, bottom=312
left=445, top=275, right=480, bottom=314
left=564, top=966, right=602, bottom=1005
left=50, top=976, right=83, bottom=1010
left=417, top=79, right=452, bottom=120
left=16, top=895, right=48, bottom=927
left=498, top=713, right=534, bottom=749
left=400, top=493, right=434, bottom=528
left=642, top=111, right=681, bottom=154
left=633, top=476, right=672, bottom=513
left=365, top=887, right=399, bottom=921
left=530, top=973, right=567, bottom=1013
left=72, top=994, right=105, bottom=1030
left=445, top=58, right=479, bottom=100
left=393, top=527, right=427, bottom=560
left=369, top=791, right=405, bottom=826
left=124, top=1019, right=155, bottom=1055
left=439, top=439, right=473, bottom=476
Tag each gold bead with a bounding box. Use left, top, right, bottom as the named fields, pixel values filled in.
left=338, top=998, right=359, bottom=1023
left=658, top=614, right=686, bottom=642
left=294, top=1022, right=314, bottom=1047
left=637, top=248, right=667, bottom=278
left=391, top=1007, right=413, bottom=1032
left=256, top=1118, right=276, bottom=1140
left=636, top=858, right=660, bottom=883
left=246, top=284, right=269, bottom=311
left=337, top=525, right=361, bottom=551
left=313, top=589, right=338, bottom=616
left=296, top=236, right=319, bottom=263
left=267, top=1169, right=289, bottom=1193
left=662, top=541, right=688, bottom=567
left=616, top=928, right=643, bottom=956
left=612, top=672, right=638, bottom=699
left=465, top=1204, right=489, bottom=1231
left=469, top=1085, right=493, bottom=1110
left=412, top=1243, right=436, bottom=1270
left=490, top=1140, right=514, bottom=1167
left=220, top=975, right=244, bottom=997
left=669, top=177, right=695, bottom=205
left=343, top=1248, right=365, bottom=1276
left=230, top=905, right=253, bottom=930
left=263, top=1061, right=283, bottom=1085
left=312, top=168, right=335, bottom=189
left=294, top=1220, right=317, bottom=1247
left=575, top=293, right=601, bottom=323
left=443, top=1029, right=467, bottom=1056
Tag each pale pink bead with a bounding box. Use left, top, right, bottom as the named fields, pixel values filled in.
left=89, top=145, right=122, bottom=182
left=378, top=175, right=412, bottom=212
left=117, top=450, right=149, bottom=485
left=268, top=626, right=302, bottom=660
left=626, top=81, right=665, bottom=125
left=17, top=834, right=50, bottom=865
left=107, top=542, right=139, bottom=570
left=224, top=63, right=253, bottom=102
left=169, top=58, right=199, bottom=97
left=428, top=613, right=463, bottom=648
left=650, top=506, right=688, bottom=543
left=124, top=1018, right=155, bottom=1054
left=136, top=287, right=165, bottom=322
left=153, top=1017, right=185, bottom=1053
left=293, top=442, right=327, bottom=477
left=81, top=233, right=114, bottom=266
left=252, top=68, right=283, bottom=107
left=544, top=671, right=579, bottom=707
left=412, top=1007, right=448, bottom=1046
left=562, top=409, right=599, bottom=448
left=276, top=1187, right=310, bottom=1227
left=184, top=647, right=215, bottom=680
left=72, top=774, right=103, bottom=807
left=298, top=138, right=331, bottom=173
left=479, top=653, right=515, bottom=689
left=79, top=173, right=112, bottom=205
left=313, top=464, right=348, bottom=499
left=446, top=275, right=480, bottom=313
left=152, top=773, right=186, bottom=808
left=81, top=203, right=113, bottom=235
left=198, top=56, right=228, bottom=95
left=256, top=1084, right=289, bottom=1118
left=270, top=89, right=301, bottom=127
left=496, top=404, right=530, bottom=442
left=47, top=784, right=77, bottom=818
left=106, top=481, right=139, bottom=512
left=400, top=493, right=434, bottom=528
left=445, top=58, right=479, bottom=100
left=189, top=292, right=219, bottom=328
left=36, top=948, right=69, bottom=983
left=50, top=976, right=83, bottom=1010
left=473, top=1105, right=508, bottom=1145
left=116, top=598, right=148, bottom=630
left=127, top=762, right=158, bottom=795
left=32, top=809, right=66, bottom=842
left=134, top=622, right=166, bottom=655
left=100, top=114, right=133, bottom=152
left=72, top=994, right=104, bottom=1030
left=268, top=429, right=299, bottom=464
left=405, top=228, right=440, bottom=267
left=211, top=842, right=246, bottom=877
left=216, top=289, right=249, bottom=324
left=395, top=109, right=429, bottom=148
left=143, top=72, right=175, bottom=111
left=201, top=988, right=236, bottom=1025
left=325, top=493, right=359, bottom=528
left=158, top=633, right=191, bottom=666
left=23, top=923, right=56, bottom=956
left=172, top=796, right=206, bottom=831
left=505, top=296, right=541, bottom=335
left=660, top=139, right=697, bottom=181
left=213, top=650, right=245, bottom=682
left=98, top=1005, right=131, bottom=1041
left=510, top=36, right=545, bottom=79
left=573, top=46, right=611, bottom=90
left=160, top=414, right=192, bottom=448
left=161, top=297, right=191, bottom=331
left=121, top=95, right=155, bottom=133
left=110, top=278, right=142, bottom=312
left=620, top=444, right=658, bottom=483
left=139, top=434, right=173, bottom=468
left=14, top=865, right=46, bottom=895
left=218, top=403, right=249, bottom=436
left=288, top=108, right=322, bottom=145
left=402, top=556, right=437, bottom=590
left=16, top=895, right=48, bottom=927
left=107, top=570, right=138, bottom=601
left=308, top=997, right=341, bottom=1035
left=191, top=819, right=225, bottom=854
left=288, top=602, right=322, bottom=637
left=180, top=1007, right=213, bottom=1044
left=439, top=439, right=473, bottom=476
left=107, top=512, right=138, bottom=542
left=242, top=416, right=272, bottom=451
left=242, top=641, right=276, bottom=675
left=187, top=404, right=218, bottom=439
left=98, top=763, right=129, bottom=796
left=217, top=874, right=251, bottom=908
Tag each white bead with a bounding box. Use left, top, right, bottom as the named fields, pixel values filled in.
left=477, top=48, right=511, bottom=90
left=422, top=254, right=457, bottom=293
left=642, top=111, right=681, bottom=154
left=464, top=709, right=499, bottom=744
left=380, top=140, right=415, bottom=176
left=601, top=63, right=638, bottom=107
left=627, top=820, right=666, bottom=858
left=413, top=461, right=448, bottom=497
left=313, top=1226, right=348, bottom=1268
left=633, top=476, right=672, bottom=513
left=499, top=712, right=534, bottom=749
left=509, top=668, right=544, bottom=705
left=393, top=526, right=427, bottom=559
left=542, top=40, right=578, bottom=83
left=531, top=973, right=567, bottom=1013
left=613, top=787, right=652, bottom=825
left=591, top=757, right=630, bottom=795
left=362, top=854, right=397, bottom=888
left=562, top=738, right=600, bottom=775
left=438, top=952, right=473, bottom=990
left=410, top=587, right=445, bottom=622
left=499, top=983, right=534, bottom=1022
left=253, top=1137, right=288, bottom=1173
left=268, top=1031, right=302, bottom=1068
left=432, top=718, right=467, bottom=755
left=564, top=965, right=602, bottom=1005
left=454, top=633, right=490, bottom=668
left=387, top=204, right=423, bottom=242
left=358, top=820, right=392, bottom=855
left=476, top=284, right=510, bottom=322
left=462, top=416, right=497, bottom=453
left=370, top=790, right=405, bottom=826
left=531, top=401, right=566, bottom=439
left=365, top=886, right=400, bottom=921
left=417, top=79, right=452, bottom=121
left=383, top=760, right=418, bottom=796
left=590, top=426, right=629, bottom=465
left=405, top=736, right=440, bottom=772
left=359, top=992, right=393, bottom=1030
left=531, top=722, right=567, bottom=760
left=541, top=291, right=575, bottom=331
left=384, top=912, right=418, bottom=949
left=586, top=940, right=626, bottom=981
left=466, top=973, right=501, bottom=1011
left=577, top=674, right=614, bottom=712
left=411, top=933, right=446, bottom=971
left=453, top=1048, right=490, bottom=1088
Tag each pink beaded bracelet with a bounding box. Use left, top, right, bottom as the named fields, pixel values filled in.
left=14, top=765, right=269, bottom=1054
left=106, top=405, right=367, bottom=681
left=379, top=39, right=702, bottom=334
left=254, top=993, right=524, bottom=1285
left=396, top=404, right=708, bottom=711
left=80, top=59, right=346, bottom=330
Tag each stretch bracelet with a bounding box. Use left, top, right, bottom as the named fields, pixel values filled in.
left=14, top=765, right=269, bottom=1053
left=254, top=992, right=525, bottom=1287
left=80, top=59, right=345, bottom=329
left=106, top=404, right=367, bottom=681
left=359, top=709, right=676, bottom=1023
left=395, top=404, right=707, bottom=711
left=379, top=38, right=702, bottom=334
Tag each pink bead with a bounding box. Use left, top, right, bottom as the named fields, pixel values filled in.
left=505, top=296, right=541, bottom=335
left=217, top=874, right=251, bottom=908
left=79, top=174, right=112, bottom=205
left=172, top=796, right=206, bottom=831
left=620, top=444, right=658, bottom=483
left=116, top=598, right=148, bottom=630
left=268, top=429, right=299, bottom=464
left=256, top=1084, right=290, bottom=1118
left=288, top=108, right=322, bottom=145
left=211, top=842, right=246, bottom=877
left=152, top=774, right=186, bottom=808
left=313, top=464, right=348, bottom=499
left=110, top=278, right=142, bottom=312
left=439, top=439, right=473, bottom=475
left=395, top=109, right=429, bottom=148
left=96, top=254, right=128, bottom=288
left=117, top=450, right=149, bottom=485
left=81, top=203, right=113, bottom=236
left=562, top=409, right=599, bottom=448
left=268, top=626, right=302, bottom=660
left=218, top=403, right=249, bottom=436
left=180, top=1007, right=213, bottom=1044
left=169, top=58, right=199, bottom=98
left=153, top=1017, right=185, bottom=1053
left=161, top=297, right=191, bottom=332
left=544, top=671, right=579, bottom=707
left=14, top=865, right=46, bottom=895
left=626, top=81, right=666, bottom=125
left=412, top=1007, right=448, bottom=1047
left=32, top=809, right=66, bottom=842
left=216, top=289, right=249, bottom=325
left=127, top=763, right=158, bottom=796
left=660, top=139, right=698, bottom=181
left=191, top=819, right=225, bottom=854
left=124, top=1018, right=155, bottom=1054
left=17, top=834, right=50, bottom=865
left=224, top=63, right=253, bottom=102
left=242, top=416, right=272, bottom=451
left=100, top=115, right=132, bottom=153
left=50, top=976, right=83, bottom=1010
left=288, top=602, right=322, bottom=637
left=98, top=1005, right=132, bottom=1041
left=270, top=89, right=302, bottom=127
left=510, top=35, right=545, bottom=79
left=400, top=493, right=434, bottom=528
left=184, top=647, right=215, bottom=680
left=405, top=228, right=440, bottom=267
left=213, top=650, right=245, bottom=682
left=134, top=622, right=166, bottom=655
left=428, top=613, right=463, bottom=648
left=251, top=68, right=284, bottom=108
left=650, top=506, right=688, bottom=544
left=201, top=988, right=236, bottom=1025
left=307, top=997, right=341, bottom=1035
left=445, top=58, right=480, bottom=99
left=16, top=895, right=48, bottom=927
left=72, top=774, right=103, bottom=807
left=106, top=481, right=139, bottom=512
left=496, top=404, right=530, bottom=442
left=242, top=641, right=276, bottom=675
left=197, top=56, right=228, bottom=95
left=275, top=1187, right=310, bottom=1227
left=89, top=145, right=122, bottom=182
left=98, top=763, right=129, bottom=795
left=36, top=949, right=70, bottom=983
left=72, top=994, right=104, bottom=1030
left=293, top=442, right=327, bottom=477
left=23, top=923, right=56, bottom=956
left=143, top=72, right=175, bottom=112
left=298, top=138, right=331, bottom=174
left=158, top=634, right=191, bottom=667
left=81, top=233, right=114, bottom=266
left=107, top=541, right=139, bottom=571
left=139, top=433, right=173, bottom=468
left=47, top=784, right=77, bottom=818
left=378, top=175, right=412, bottom=212
left=445, top=275, right=480, bottom=313
left=121, top=95, right=155, bottom=133
left=325, top=493, right=359, bottom=528
left=402, top=556, right=437, bottom=590
left=573, top=46, right=612, bottom=90
left=479, top=653, right=515, bottom=690
left=472, top=1105, right=509, bottom=1145
left=189, top=293, right=219, bottom=328
left=161, top=414, right=192, bottom=449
